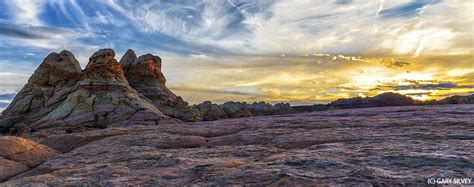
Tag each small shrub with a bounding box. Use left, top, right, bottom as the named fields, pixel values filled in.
left=65, top=128, right=74, bottom=134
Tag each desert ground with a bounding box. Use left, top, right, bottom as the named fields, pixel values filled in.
left=1, top=104, right=472, bottom=186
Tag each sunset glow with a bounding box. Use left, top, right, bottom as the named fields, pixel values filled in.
left=0, top=0, right=472, bottom=107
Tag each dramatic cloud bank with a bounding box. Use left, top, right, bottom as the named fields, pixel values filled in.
left=0, top=0, right=472, bottom=105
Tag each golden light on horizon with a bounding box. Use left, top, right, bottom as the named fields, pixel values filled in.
left=164, top=53, right=474, bottom=104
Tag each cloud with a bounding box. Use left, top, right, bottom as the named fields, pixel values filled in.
left=0, top=0, right=472, bottom=105
left=334, top=0, right=352, bottom=5
left=378, top=0, right=442, bottom=18
left=393, top=82, right=474, bottom=91
left=1, top=0, right=472, bottom=57
left=0, top=23, right=46, bottom=39
left=169, top=85, right=260, bottom=96
left=0, top=22, right=76, bottom=39
left=0, top=93, right=15, bottom=100
left=0, top=102, right=10, bottom=110
left=4, top=0, right=45, bottom=26
left=0, top=93, right=15, bottom=110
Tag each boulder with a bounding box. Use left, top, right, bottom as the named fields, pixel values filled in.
left=0, top=136, right=58, bottom=182
left=193, top=101, right=228, bottom=121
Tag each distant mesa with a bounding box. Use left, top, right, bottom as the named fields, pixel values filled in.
left=327, top=92, right=417, bottom=109
left=292, top=92, right=474, bottom=113
left=0, top=48, right=196, bottom=133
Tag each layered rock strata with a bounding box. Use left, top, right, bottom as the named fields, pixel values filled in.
left=120, top=49, right=201, bottom=122
left=0, top=49, right=192, bottom=132
left=0, top=51, right=82, bottom=131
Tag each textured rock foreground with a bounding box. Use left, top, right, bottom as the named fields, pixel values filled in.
left=0, top=136, right=58, bottom=182
left=2, top=104, right=473, bottom=185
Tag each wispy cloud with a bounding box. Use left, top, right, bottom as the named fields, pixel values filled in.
left=0, top=93, right=15, bottom=110
left=4, top=0, right=45, bottom=25
left=378, top=0, right=442, bottom=18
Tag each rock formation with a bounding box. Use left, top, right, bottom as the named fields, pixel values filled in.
left=328, top=92, right=416, bottom=109
left=0, top=136, right=58, bottom=182
left=193, top=101, right=294, bottom=121
left=437, top=94, right=474, bottom=104
left=0, top=49, right=190, bottom=133
left=194, top=101, right=230, bottom=121
left=30, top=49, right=173, bottom=129
left=0, top=51, right=82, bottom=132
left=120, top=49, right=201, bottom=122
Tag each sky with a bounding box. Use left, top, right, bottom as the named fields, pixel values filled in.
left=0, top=0, right=473, bottom=108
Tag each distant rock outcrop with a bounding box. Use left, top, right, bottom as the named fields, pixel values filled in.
left=437, top=94, right=474, bottom=104
left=193, top=101, right=293, bottom=121
left=120, top=49, right=201, bottom=122
left=328, top=92, right=416, bottom=109
left=0, top=49, right=190, bottom=133
left=193, top=101, right=229, bottom=121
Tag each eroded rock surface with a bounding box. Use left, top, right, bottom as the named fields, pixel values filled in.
left=4, top=104, right=473, bottom=186
left=0, top=51, right=82, bottom=132
left=31, top=49, right=173, bottom=129
left=121, top=50, right=201, bottom=122
left=0, top=136, right=58, bottom=182
left=0, top=49, right=182, bottom=132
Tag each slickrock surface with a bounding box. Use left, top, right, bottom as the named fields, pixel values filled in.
left=0, top=136, right=58, bottom=182
left=3, top=104, right=473, bottom=186
left=120, top=49, right=201, bottom=122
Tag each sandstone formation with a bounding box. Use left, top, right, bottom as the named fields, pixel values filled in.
left=120, top=49, right=201, bottom=122
left=3, top=104, right=473, bottom=185
left=0, top=136, right=58, bottom=182
left=0, top=49, right=186, bottom=133
left=31, top=49, right=172, bottom=129
left=0, top=51, right=82, bottom=132
left=193, top=101, right=229, bottom=121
